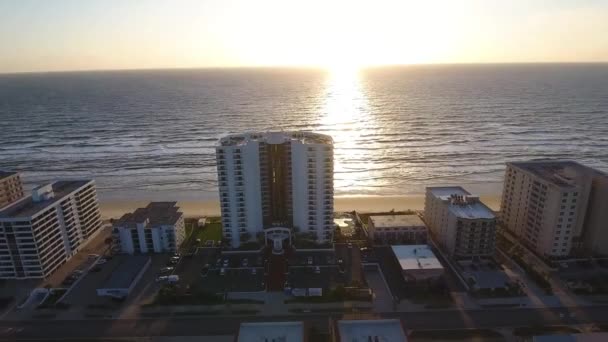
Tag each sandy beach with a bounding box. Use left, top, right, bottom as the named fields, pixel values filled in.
left=99, top=194, right=502, bottom=220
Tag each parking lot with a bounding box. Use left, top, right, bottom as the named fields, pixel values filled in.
left=174, top=248, right=265, bottom=294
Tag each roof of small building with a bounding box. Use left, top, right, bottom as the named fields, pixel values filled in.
left=99, top=256, right=150, bottom=290
left=238, top=321, right=304, bottom=342
left=391, top=245, right=444, bottom=271
left=337, top=319, right=407, bottom=342
left=369, top=215, right=425, bottom=228
left=0, top=180, right=92, bottom=219
left=115, top=202, right=183, bottom=228
left=427, top=186, right=495, bottom=220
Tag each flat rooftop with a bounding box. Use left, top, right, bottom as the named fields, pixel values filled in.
left=370, top=214, right=426, bottom=228
left=0, top=171, right=18, bottom=180
left=509, top=160, right=607, bottom=188
left=99, top=255, right=150, bottom=289
left=337, top=319, right=407, bottom=342
left=391, top=245, right=443, bottom=271
left=115, top=202, right=182, bottom=227
left=238, top=321, right=304, bottom=342
left=0, top=180, right=92, bottom=219
left=428, top=186, right=495, bottom=219
left=218, top=131, right=333, bottom=147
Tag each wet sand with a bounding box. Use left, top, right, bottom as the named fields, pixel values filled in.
left=99, top=194, right=501, bottom=219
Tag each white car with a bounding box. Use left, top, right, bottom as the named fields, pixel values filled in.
left=160, top=267, right=174, bottom=273
left=314, top=266, right=321, bottom=274
left=307, top=257, right=313, bottom=265
left=156, top=276, right=169, bottom=282
left=220, top=268, right=226, bottom=276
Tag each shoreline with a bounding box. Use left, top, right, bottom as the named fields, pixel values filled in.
left=99, top=194, right=502, bottom=220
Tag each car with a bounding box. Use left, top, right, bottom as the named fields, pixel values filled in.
left=347, top=243, right=353, bottom=249
left=337, top=258, right=343, bottom=264
left=168, top=259, right=178, bottom=265
left=205, top=240, right=214, bottom=247
left=307, top=257, right=313, bottom=265
left=170, top=256, right=180, bottom=261
left=251, top=268, right=257, bottom=275
left=88, top=254, right=99, bottom=259
left=338, top=264, right=345, bottom=274
left=242, top=258, right=249, bottom=267
left=160, top=267, right=174, bottom=273
left=196, top=238, right=201, bottom=243
left=201, top=265, right=210, bottom=277
left=216, top=259, right=222, bottom=267
left=314, top=266, right=321, bottom=274
left=96, top=258, right=107, bottom=265
left=156, top=276, right=169, bottom=282
left=223, top=259, right=229, bottom=267
left=173, top=252, right=180, bottom=257
left=220, top=268, right=226, bottom=276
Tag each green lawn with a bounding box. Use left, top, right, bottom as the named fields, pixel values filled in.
left=193, top=222, right=222, bottom=244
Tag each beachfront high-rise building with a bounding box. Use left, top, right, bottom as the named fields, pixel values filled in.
left=0, top=171, right=24, bottom=208
left=216, top=132, right=334, bottom=248
left=424, top=186, right=497, bottom=258
left=0, top=180, right=102, bottom=279
left=114, top=202, right=185, bottom=254
left=500, top=161, right=608, bottom=257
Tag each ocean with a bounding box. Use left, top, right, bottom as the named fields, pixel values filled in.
left=1, top=64, right=607, bottom=201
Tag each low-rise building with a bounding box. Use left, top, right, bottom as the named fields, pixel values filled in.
left=0, top=171, right=24, bottom=208
left=367, top=214, right=427, bottom=244
left=237, top=321, right=306, bottom=342
left=115, top=202, right=185, bottom=254
left=96, top=255, right=151, bottom=298
left=0, top=180, right=102, bottom=279
left=425, top=186, right=496, bottom=258
left=331, top=319, right=408, bottom=342
left=391, top=245, right=444, bottom=282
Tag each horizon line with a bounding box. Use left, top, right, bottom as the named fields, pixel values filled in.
left=2, top=61, right=608, bottom=76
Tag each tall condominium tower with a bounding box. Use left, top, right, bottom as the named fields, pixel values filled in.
left=0, top=171, right=24, bottom=208
left=425, top=186, right=497, bottom=258
left=216, top=132, right=334, bottom=248
left=500, top=161, right=608, bottom=257
left=0, top=180, right=102, bottom=279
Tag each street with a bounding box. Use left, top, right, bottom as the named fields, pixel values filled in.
left=1, top=305, right=607, bottom=340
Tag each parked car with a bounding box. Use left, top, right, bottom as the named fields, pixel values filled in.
left=337, top=258, right=344, bottom=264
left=242, top=258, right=249, bottom=267
left=220, top=268, right=226, bottom=276
left=347, top=243, right=353, bottom=249
left=314, top=266, right=321, bottom=274
left=223, top=259, right=229, bottom=267
left=156, top=276, right=169, bottom=282
left=96, top=258, right=107, bottom=265
left=160, top=267, right=174, bottom=273
left=201, top=264, right=210, bottom=277
left=307, top=256, right=313, bottom=265
left=251, top=268, right=257, bottom=275
left=88, top=254, right=99, bottom=259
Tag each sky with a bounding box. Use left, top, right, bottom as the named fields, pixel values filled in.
left=1, top=0, right=607, bottom=73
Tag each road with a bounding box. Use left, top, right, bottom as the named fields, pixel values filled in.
left=1, top=305, right=607, bottom=340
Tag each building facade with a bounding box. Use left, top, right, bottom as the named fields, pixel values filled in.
left=0, top=171, right=24, bottom=208
left=500, top=161, right=608, bottom=257
left=367, top=215, right=427, bottom=244
left=216, top=132, right=334, bottom=248
left=0, top=180, right=102, bottom=279
left=425, top=187, right=497, bottom=258
left=115, top=202, right=185, bottom=254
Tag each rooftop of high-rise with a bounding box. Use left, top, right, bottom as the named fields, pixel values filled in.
left=218, top=131, right=333, bottom=147
left=508, top=160, right=607, bottom=188
left=427, top=186, right=495, bottom=219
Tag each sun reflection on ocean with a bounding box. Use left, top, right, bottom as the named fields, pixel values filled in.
left=319, top=68, right=378, bottom=192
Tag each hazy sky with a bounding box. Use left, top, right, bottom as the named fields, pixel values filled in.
left=1, top=0, right=607, bottom=73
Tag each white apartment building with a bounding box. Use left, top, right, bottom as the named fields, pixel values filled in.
left=216, top=132, right=334, bottom=248
left=367, top=215, right=428, bottom=244
left=0, top=180, right=102, bottom=279
left=425, top=187, right=496, bottom=258
left=0, top=171, right=24, bottom=209
left=115, top=202, right=185, bottom=254
left=500, top=161, right=608, bottom=257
